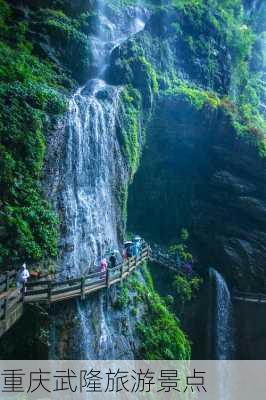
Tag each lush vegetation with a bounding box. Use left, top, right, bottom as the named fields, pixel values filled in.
left=111, top=0, right=266, bottom=155
left=125, top=265, right=191, bottom=360
left=169, top=229, right=193, bottom=263
left=0, top=0, right=69, bottom=269
left=172, top=275, right=202, bottom=314
left=34, top=8, right=92, bottom=82
left=163, top=79, right=221, bottom=110
left=119, top=85, right=143, bottom=180
left=172, top=0, right=266, bottom=155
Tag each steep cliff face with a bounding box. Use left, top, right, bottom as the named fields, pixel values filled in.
left=129, top=97, right=266, bottom=290
left=126, top=1, right=266, bottom=291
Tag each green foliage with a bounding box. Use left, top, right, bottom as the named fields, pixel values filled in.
left=131, top=306, right=137, bottom=316
left=164, top=79, right=220, bottom=110
left=114, top=286, right=130, bottom=310
left=169, top=244, right=193, bottom=262
left=169, top=230, right=193, bottom=262
left=221, top=93, right=266, bottom=157
left=137, top=56, right=159, bottom=95
left=173, top=275, right=202, bottom=305
left=107, top=0, right=160, bottom=11
left=135, top=266, right=191, bottom=360
left=120, top=85, right=142, bottom=180
left=35, top=8, right=91, bottom=82
left=0, top=1, right=67, bottom=269
left=158, top=0, right=266, bottom=155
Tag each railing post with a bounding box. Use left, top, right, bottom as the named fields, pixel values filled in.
left=3, top=273, right=10, bottom=321
left=5, top=272, right=10, bottom=292
left=120, top=263, right=124, bottom=282
left=106, top=268, right=111, bottom=289
left=80, top=277, right=85, bottom=301
left=21, top=282, right=26, bottom=302
left=4, top=295, right=8, bottom=322
left=47, top=281, right=52, bottom=303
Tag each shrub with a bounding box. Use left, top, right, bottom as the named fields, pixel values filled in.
left=136, top=265, right=191, bottom=360
left=114, top=287, right=130, bottom=310
left=173, top=275, right=202, bottom=305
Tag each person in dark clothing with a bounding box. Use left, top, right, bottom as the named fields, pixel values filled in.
left=109, top=253, right=117, bottom=269
left=123, top=241, right=133, bottom=259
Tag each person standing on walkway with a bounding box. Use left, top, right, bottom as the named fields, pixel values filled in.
left=100, top=258, right=108, bottom=278
left=17, top=263, right=30, bottom=293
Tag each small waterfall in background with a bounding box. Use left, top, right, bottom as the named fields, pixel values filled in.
left=49, top=2, right=149, bottom=359
left=210, top=268, right=234, bottom=360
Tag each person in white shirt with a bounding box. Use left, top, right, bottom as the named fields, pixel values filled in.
left=17, top=263, right=30, bottom=292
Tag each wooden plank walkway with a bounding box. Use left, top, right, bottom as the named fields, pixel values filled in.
left=233, top=290, right=266, bottom=304
left=24, top=248, right=149, bottom=304
left=0, top=248, right=149, bottom=338
left=0, top=289, right=23, bottom=338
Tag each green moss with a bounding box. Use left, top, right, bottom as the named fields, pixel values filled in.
left=35, top=8, right=92, bottom=82
left=173, top=275, right=202, bottom=305
left=114, top=286, right=130, bottom=310
left=172, top=1, right=266, bottom=154
left=163, top=79, right=220, bottom=110
left=119, top=85, right=142, bottom=180
left=0, top=1, right=67, bottom=269
left=107, top=0, right=161, bottom=11
left=129, top=265, right=191, bottom=360
left=221, top=96, right=266, bottom=157
left=137, top=56, right=159, bottom=95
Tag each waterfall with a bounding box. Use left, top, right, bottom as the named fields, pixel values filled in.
left=50, top=3, right=149, bottom=359
left=210, top=268, right=234, bottom=360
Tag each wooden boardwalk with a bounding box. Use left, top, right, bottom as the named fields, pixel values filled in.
left=0, top=269, right=23, bottom=338
left=0, top=247, right=149, bottom=338
left=233, top=290, right=266, bottom=304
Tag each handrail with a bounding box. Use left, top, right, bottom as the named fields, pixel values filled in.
left=0, top=246, right=149, bottom=338
left=22, top=247, right=149, bottom=303
left=234, top=290, right=266, bottom=297
left=233, top=289, right=266, bottom=302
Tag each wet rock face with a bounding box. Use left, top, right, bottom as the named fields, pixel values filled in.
left=128, top=96, right=266, bottom=291
left=107, top=6, right=232, bottom=95
left=42, top=2, right=151, bottom=360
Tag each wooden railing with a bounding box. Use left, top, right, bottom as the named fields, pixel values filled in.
left=0, top=285, right=23, bottom=338
left=233, top=289, right=266, bottom=303
left=0, top=247, right=149, bottom=338
left=149, top=249, right=178, bottom=271
left=24, top=247, right=149, bottom=303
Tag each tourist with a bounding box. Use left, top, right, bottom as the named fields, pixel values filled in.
left=133, top=236, right=142, bottom=259
left=100, top=258, right=108, bottom=277
left=109, top=252, right=117, bottom=269
left=123, top=241, right=133, bottom=258
left=16, top=263, right=30, bottom=293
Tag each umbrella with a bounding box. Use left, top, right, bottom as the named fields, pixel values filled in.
left=133, top=236, right=141, bottom=241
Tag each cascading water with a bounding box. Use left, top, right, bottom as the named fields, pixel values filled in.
left=210, top=268, right=234, bottom=360
left=50, top=3, right=149, bottom=359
